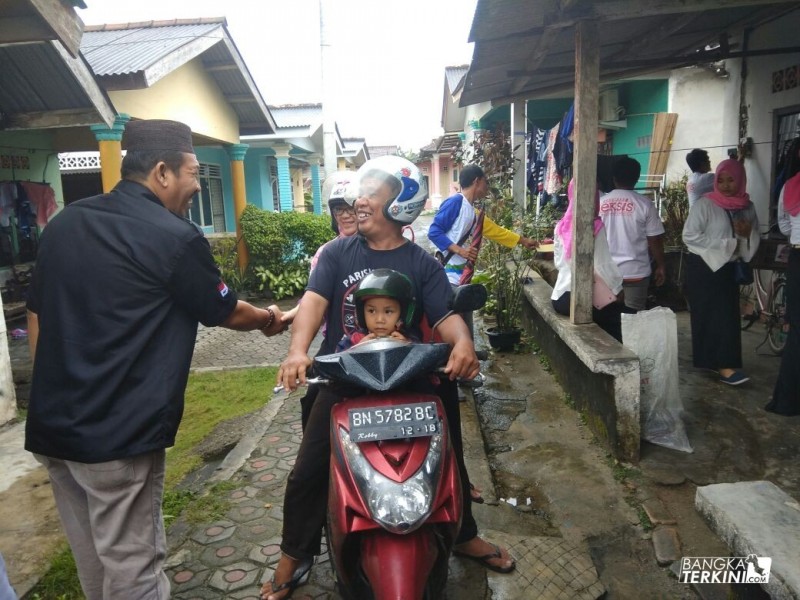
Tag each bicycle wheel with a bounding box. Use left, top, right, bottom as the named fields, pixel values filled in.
left=739, top=282, right=758, bottom=330
left=768, top=280, right=788, bottom=355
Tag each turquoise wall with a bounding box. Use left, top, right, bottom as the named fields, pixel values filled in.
left=194, top=147, right=235, bottom=233
left=0, top=130, right=64, bottom=208
left=527, top=98, right=573, bottom=130
left=611, top=80, right=668, bottom=177
left=474, top=97, right=572, bottom=132
left=244, top=147, right=276, bottom=213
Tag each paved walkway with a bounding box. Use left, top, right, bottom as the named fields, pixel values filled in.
left=3, top=292, right=799, bottom=599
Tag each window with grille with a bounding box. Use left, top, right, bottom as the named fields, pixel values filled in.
left=269, top=159, right=280, bottom=212
left=189, top=163, right=226, bottom=232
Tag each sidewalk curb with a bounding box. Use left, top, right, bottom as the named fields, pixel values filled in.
left=207, top=390, right=291, bottom=485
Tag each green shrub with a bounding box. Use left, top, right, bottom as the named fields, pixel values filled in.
left=240, top=205, right=289, bottom=270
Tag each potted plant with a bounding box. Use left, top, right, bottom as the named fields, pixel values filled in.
left=655, top=175, right=690, bottom=310
left=452, top=123, right=534, bottom=351
left=473, top=191, right=534, bottom=351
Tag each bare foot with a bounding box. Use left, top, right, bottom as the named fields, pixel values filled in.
left=469, top=483, right=484, bottom=503
left=719, top=368, right=735, bottom=378
left=454, top=536, right=515, bottom=573
left=260, top=554, right=302, bottom=600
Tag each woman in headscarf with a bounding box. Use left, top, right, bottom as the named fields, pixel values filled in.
left=766, top=158, right=800, bottom=415
left=551, top=178, right=631, bottom=342
left=683, top=159, right=760, bottom=386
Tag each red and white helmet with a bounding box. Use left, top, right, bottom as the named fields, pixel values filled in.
left=355, top=156, right=428, bottom=225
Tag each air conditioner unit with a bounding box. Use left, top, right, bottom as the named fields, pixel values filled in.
left=599, top=88, right=622, bottom=122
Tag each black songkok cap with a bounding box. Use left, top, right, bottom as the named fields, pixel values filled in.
left=124, top=119, right=194, bottom=153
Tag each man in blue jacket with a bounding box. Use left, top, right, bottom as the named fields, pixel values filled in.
left=428, top=164, right=537, bottom=332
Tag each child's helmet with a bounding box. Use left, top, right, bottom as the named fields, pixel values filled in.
left=354, top=268, right=417, bottom=329
left=355, top=156, right=428, bottom=225
left=321, top=170, right=357, bottom=234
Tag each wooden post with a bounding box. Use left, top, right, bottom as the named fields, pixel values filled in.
left=570, top=20, right=599, bottom=324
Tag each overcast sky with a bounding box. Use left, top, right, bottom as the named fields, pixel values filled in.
left=78, top=0, right=478, bottom=151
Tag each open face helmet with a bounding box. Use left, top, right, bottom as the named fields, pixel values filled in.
left=355, top=156, right=428, bottom=225
left=354, top=268, right=417, bottom=330
left=321, top=170, right=357, bottom=234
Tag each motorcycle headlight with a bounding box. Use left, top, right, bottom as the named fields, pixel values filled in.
left=339, top=426, right=443, bottom=534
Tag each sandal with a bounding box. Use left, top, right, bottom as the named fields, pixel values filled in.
left=470, top=483, right=484, bottom=504
left=261, top=556, right=313, bottom=600
left=453, top=543, right=516, bottom=574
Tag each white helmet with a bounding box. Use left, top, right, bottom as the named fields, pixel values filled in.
left=355, top=156, right=428, bottom=225
left=321, top=170, right=357, bottom=234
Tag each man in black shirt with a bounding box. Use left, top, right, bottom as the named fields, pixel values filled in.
left=25, top=119, right=285, bottom=600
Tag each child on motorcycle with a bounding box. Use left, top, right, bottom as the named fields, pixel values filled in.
left=336, top=268, right=417, bottom=351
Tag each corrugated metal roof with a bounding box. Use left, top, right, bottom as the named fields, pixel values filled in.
left=82, top=22, right=222, bottom=76
left=80, top=19, right=275, bottom=135
left=0, top=41, right=115, bottom=129
left=445, top=65, right=469, bottom=94
left=462, top=0, right=799, bottom=106
left=269, top=104, right=322, bottom=130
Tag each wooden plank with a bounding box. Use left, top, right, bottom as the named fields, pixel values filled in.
left=26, top=0, right=83, bottom=58
left=8, top=108, right=107, bottom=129
left=570, top=19, right=599, bottom=325
left=0, top=16, right=52, bottom=43
left=649, top=113, right=678, bottom=176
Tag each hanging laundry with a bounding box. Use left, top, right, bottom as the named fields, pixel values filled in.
left=19, top=181, right=58, bottom=227
left=0, top=182, right=16, bottom=227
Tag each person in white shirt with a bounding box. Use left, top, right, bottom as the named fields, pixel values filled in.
left=599, top=157, right=666, bottom=311
left=685, top=148, right=715, bottom=209
left=766, top=166, right=800, bottom=414
left=682, top=159, right=760, bottom=386
left=552, top=179, right=633, bottom=341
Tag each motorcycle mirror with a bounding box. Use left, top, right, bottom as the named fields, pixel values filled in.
left=450, top=284, right=487, bottom=313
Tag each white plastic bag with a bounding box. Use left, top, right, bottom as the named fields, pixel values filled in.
left=621, top=307, right=693, bottom=453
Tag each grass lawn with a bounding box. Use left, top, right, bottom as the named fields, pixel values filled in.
left=26, top=366, right=278, bottom=600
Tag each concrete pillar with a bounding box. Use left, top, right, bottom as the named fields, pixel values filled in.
left=273, top=145, right=294, bottom=213
left=309, top=156, right=322, bottom=214
left=512, top=99, right=528, bottom=210
left=0, top=292, right=16, bottom=424
left=228, top=143, right=249, bottom=272
left=431, top=154, right=442, bottom=207
left=90, top=113, right=130, bottom=193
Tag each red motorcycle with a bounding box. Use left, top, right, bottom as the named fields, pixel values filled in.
left=312, top=285, right=486, bottom=599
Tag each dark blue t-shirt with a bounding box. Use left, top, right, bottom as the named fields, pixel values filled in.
left=308, top=235, right=453, bottom=355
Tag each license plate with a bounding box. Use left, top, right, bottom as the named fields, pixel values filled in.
left=348, top=402, right=440, bottom=442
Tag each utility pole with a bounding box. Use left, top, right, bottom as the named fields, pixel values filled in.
left=320, top=0, right=338, bottom=202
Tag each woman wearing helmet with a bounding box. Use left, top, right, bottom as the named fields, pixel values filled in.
left=336, top=268, right=416, bottom=351
left=281, top=170, right=358, bottom=326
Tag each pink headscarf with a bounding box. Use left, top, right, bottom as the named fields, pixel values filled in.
left=782, top=171, right=800, bottom=217
left=705, top=159, right=750, bottom=210
left=554, top=178, right=604, bottom=260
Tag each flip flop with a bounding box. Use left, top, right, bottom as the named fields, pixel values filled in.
left=261, top=557, right=313, bottom=600
left=453, top=543, right=516, bottom=574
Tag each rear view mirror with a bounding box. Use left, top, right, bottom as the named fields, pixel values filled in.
left=450, top=284, right=487, bottom=313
